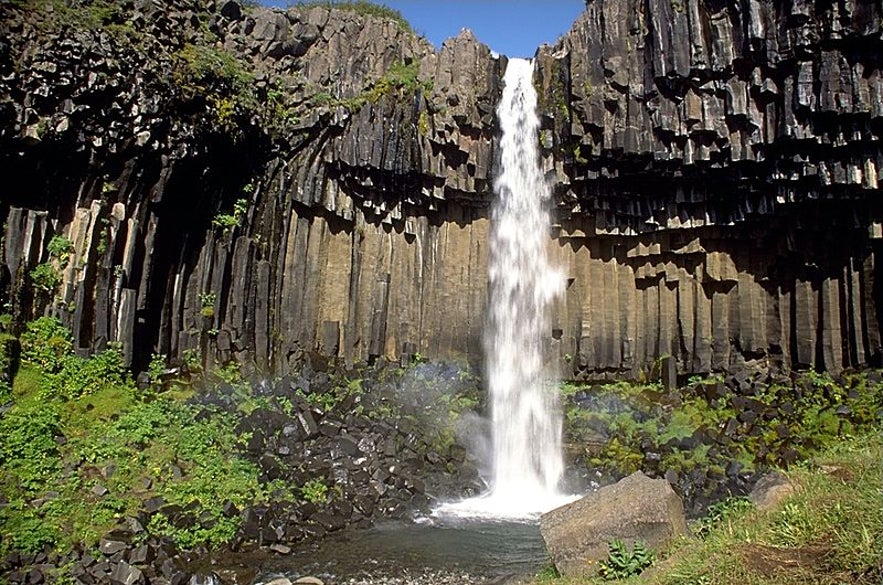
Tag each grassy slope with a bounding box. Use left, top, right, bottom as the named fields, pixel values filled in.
left=535, top=429, right=883, bottom=585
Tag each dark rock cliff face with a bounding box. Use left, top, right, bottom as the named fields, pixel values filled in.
left=536, top=0, right=883, bottom=378
left=1, top=0, right=881, bottom=379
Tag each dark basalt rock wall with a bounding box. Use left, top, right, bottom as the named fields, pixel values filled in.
left=534, top=0, right=883, bottom=378
left=1, top=0, right=882, bottom=379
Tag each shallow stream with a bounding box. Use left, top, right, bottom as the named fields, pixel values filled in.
left=254, top=518, right=548, bottom=584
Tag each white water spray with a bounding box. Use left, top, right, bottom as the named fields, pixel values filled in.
left=436, top=58, right=572, bottom=521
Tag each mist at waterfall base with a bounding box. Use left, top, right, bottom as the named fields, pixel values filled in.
left=434, top=57, right=576, bottom=521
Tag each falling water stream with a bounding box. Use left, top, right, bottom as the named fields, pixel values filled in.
left=435, top=58, right=573, bottom=520
left=252, top=58, right=572, bottom=584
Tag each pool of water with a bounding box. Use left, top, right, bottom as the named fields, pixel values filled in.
left=255, top=517, right=549, bottom=584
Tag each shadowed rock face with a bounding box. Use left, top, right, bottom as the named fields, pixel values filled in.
left=1, top=0, right=881, bottom=379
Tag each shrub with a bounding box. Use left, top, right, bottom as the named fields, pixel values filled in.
left=0, top=401, right=61, bottom=493
left=20, top=316, right=73, bottom=372
left=30, top=262, right=60, bottom=292
left=174, top=43, right=256, bottom=128
left=198, top=292, right=217, bottom=317
left=212, top=198, right=248, bottom=233
left=47, top=235, right=74, bottom=264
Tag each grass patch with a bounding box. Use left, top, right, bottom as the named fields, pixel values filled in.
left=535, top=429, right=883, bottom=584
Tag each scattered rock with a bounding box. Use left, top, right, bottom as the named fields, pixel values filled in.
left=109, top=560, right=144, bottom=585
left=100, top=538, right=129, bottom=556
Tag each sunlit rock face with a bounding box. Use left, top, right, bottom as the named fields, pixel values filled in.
left=1, top=0, right=882, bottom=378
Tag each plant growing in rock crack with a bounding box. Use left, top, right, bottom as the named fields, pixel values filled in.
left=29, top=262, right=60, bottom=293
left=47, top=235, right=74, bottom=264
left=212, top=198, right=248, bottom=234
left=598, top=539, right=655, bottom=580
left=198, top=292, right=217, bottom=318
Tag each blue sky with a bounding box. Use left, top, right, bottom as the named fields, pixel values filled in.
left=261, top=1, right=587, bottom=58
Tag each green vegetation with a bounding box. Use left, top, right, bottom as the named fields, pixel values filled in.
left=598, top=540, right=655, bottom=580
left=198, top=292, right=217, bottom=318
left=0, top=317, right=268, bottom=554
left=659, top=430, right=883, bottom=585
left=534, top=430, right=883, bottom=584
left=694, top=496, right=754, bottom=539
left=212, top=197, right=249, bottom=234
left=47, top=235, right=74, bottom=264
left=0, top=317, right=483, bottom=559
left=301, top=478, right=329, bottom=504
left=173, top=44, right=257, bottom=130
left=30, top=262, right=60, bottom=292
left=311, top=60, right=432, bottom=113
left=15, top=0, right=141, bottom=43
left=30, top=234, right=75, bottom=293
left=291, top=0, right=413, bottom=33
left=561, top=370, right=882, bottom=480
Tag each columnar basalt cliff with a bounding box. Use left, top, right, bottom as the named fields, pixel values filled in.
left=536, top=0, right=883, bottom=378
left=1, top=0, right=881, bottom=379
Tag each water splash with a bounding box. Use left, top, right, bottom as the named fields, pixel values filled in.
left=436, top=58, right=572, bottom=521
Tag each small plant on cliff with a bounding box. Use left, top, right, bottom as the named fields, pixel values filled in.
left=198, top=292, right=217, bottom=318
left=29, top=262, right=60, bottom=293
left=368, top=61, right=432, bottom=101
left=598, top=539, right=655, bottom=580
left=47, top=235, right=74, bottom=264
left=212, top=198, right=248, bottom=234
left=173, top=43, right=256, bottom=128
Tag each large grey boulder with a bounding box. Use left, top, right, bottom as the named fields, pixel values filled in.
left=540, top=471, right=687, bottom=577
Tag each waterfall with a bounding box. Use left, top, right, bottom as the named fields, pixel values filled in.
left=437, top=58, right=572, bottom=520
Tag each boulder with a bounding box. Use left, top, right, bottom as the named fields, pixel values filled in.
left=749, top=471, right=794, bottom=510
left=540, top=472, right=687, bottom=577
